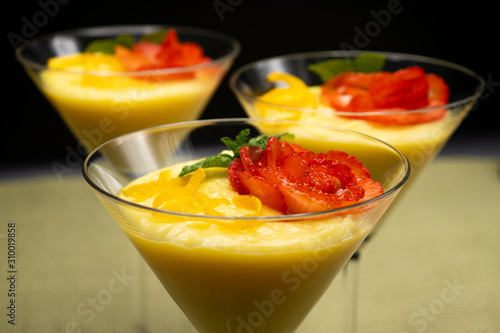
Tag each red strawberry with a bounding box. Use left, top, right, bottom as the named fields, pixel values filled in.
left=114, top=28, right=212, bottom=81
left=321, top=67, right=450, bottom=125
left=227, top=159, right=247, bottom=195
left=228, top=136, right=384, bottom=215
left=238, top=171, right=287, bottom=214
left=325, top=150, right=371, bottom=179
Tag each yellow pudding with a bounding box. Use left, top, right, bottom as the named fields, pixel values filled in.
left=37, top=53, right=224, bottom=152
left=111, top=161, right=378, bottom=333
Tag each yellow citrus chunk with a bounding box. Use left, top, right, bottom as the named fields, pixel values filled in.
left=259, top=72, right=318, bottom=108
left=123, top=166, right=267, bottom=222
left=231, top=195, right=263, bottom=216
left=205, top=195, right=263, bottom=217
left=152, top=168, right=206, bottom=211
left=46, top=53, right=138, bottom=88
left=120, top=169, right=189, bottom=201
left=186, top=167, right=206, bottom=187
left=47, top=53, right=125, bottom=72
left=153, top=186, right=211, bottom=214
left=255, top=72, right=317, bottom=121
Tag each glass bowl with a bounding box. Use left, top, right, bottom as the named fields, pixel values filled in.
left=16, top=25, right=240, bottom=152
left=230, top=50, right=484, bottom=182
left=83, top=118, right=409, bottom=333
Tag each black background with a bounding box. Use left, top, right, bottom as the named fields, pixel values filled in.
left=4, top=0, right=499, bottom=173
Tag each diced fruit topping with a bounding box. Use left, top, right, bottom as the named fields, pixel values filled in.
left=320, top=67, right=449, bottom=124
left=121, top=168, right=264, bottom=217
left=113, top=29, right=211, bottom=74
left=181, top=129, right=383, bottom=215
left=310, top=54, right=450, bottom=125
left=256, top=53, right=450, bottom=125
left=49, top=29, right=212, bottom=81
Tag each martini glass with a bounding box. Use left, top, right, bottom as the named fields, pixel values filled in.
left=82, top=118, right=410, bottom=333
left=229, top=51, right=485, bottom=332
left=16, top=24, right=240, bottom=153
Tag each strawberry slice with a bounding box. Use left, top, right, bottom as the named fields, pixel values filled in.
left=114, top=28, right=212, bottom=81
left=324, top=150, right=371, bottom=179
left=238, top=171, right=287, bottom=214
left=226, top=135, right=384, bottom=215
left=369, top=67, right=429, bottom=109
left=240, top=146, right=267, bottom=176
left=227, top=159, right=247, bottom=195
left=115, top=44, right=152, bottom=71
left=260, top=167, right=332, bottom=214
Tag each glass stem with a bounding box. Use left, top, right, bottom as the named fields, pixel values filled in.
left=343, top=251, right=360, bottom=333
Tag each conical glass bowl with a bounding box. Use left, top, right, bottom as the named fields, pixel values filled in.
left=83, top=118, right=410, bottom=333
left=17, top=25, right=240, bottom=153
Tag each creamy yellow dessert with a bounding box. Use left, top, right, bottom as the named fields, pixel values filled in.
left=239, top=73, right=466, bottom=183
left=38, top=53, right=223, bottom=152
left=113, top=158, right=379, bottom=333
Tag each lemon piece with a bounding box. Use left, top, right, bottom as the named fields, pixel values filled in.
left=47, top=53, right=125, bottom=72
left=231, top=195, right=263, bottom=216
left=259, top=72, right=318, bottom=109
left=153, top=187, right=211, bottom=214
left=121, top=169, right=190, bottom=201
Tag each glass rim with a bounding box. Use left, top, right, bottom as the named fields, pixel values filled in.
left=229, top=50, right=485, bottom=116
left=82, top=118, right=411, bottom=222
left=16, top=24, right=241, bottom=77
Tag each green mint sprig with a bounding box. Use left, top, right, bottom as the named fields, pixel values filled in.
left=84, top=30, right=168, bottom=54
left=308, top=52, right=386, bottom=82
left=178, top=129, right=293, bottom=177
left=84, top=34, right=135, bottom=54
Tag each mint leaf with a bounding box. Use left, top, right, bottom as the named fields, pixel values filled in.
left=140, top=30, right=167, bottom=44
left=350, top=53, right=386, bottom=73
left=178, top=129, right=294, bottom=177
left=220, top=129, right=251, bottom=158
left=84, top=34, right=135, bottom=54
left=307, top=59, right=352, bottom=82
left=308, top=53, right=386, bottom=82
left=178, top=154, right=234, bottom=177
left=248, top=132, right=294, bottom=149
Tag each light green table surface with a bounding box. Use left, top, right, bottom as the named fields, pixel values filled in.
left=1, top=156, right=499, bottom=333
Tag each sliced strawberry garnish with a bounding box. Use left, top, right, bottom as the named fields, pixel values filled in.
left=321, top=66, right=450, bottom=125
left=427, top=73, right=450, bottom=105
left=281, top=153, right=309, bottom=180
left=238, top=171, right=287, bottom=214
left=259, top=168, right=331, bottom=214
left=115, top=45, right=152, bottom=71
left=227, top=136, right=384, bottom=215
left=369, top=67, right=428, bottom=109
left=325, top=150, right=371, bottom=179
left=131, top=41, right=162, bottom=64
left=240, top=146, right=267, bottom=176
left=265, top=136, right=283, bottom=168
left=356, top=178, right=383, bottom=202
left=114, top=28, right=212, bottom=81
left=227, top=159, right=247, bottom=195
